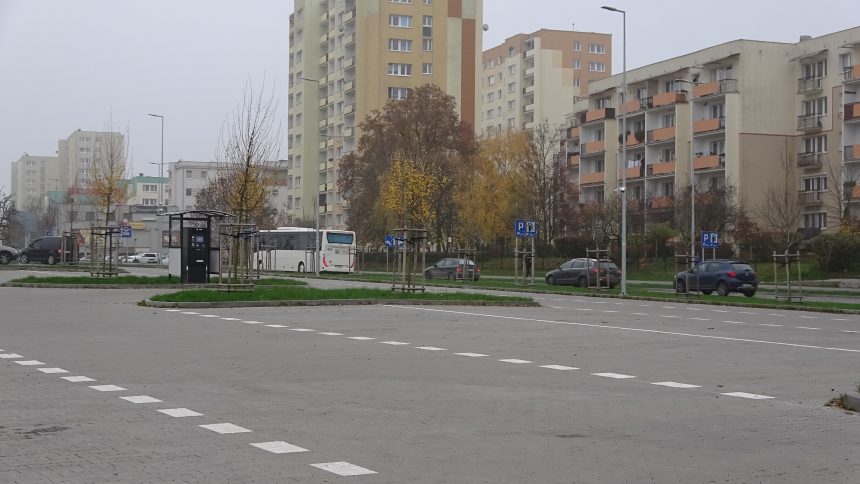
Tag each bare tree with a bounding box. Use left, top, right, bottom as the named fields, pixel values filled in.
left=825, top=160, right=860, bottom=226
left=758, top=148, right=802, bottom=252
left=521, top=119, right=562, bottom=247
left=90, top=127, right=129, bottom=225
left=216, top=78, right=281, bottom=225
left=0, top=188, right=18, bottom=244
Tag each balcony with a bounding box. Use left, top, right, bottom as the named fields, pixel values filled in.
left=843, top=64, right=860, bottom=82
left=651, top=91, right=686, bottom=108
left=797, top=114, right=825, bottom=131
left=320, top=33, right=328, bottom=45
left=845, top=102, right=860, bottom=122
left=344, top=33, right=355, bottom=46
left=320, top=11, right=329, bottom=23
left=524, top=48, right=535, bottom=58
left=319, top=119, right=328, bottom=129
left=524, top=103, right=535, bottom=113
left=799, top=190, right=825, bottom=206
left=797, top=77, right=823, bottom=94
left=845, top=144, right=860, bottom=162
left=318, top=97, right=327, bottom=107
left=647, top=126, right=676, bottom=143
left=318, top=140, right=327, bottom=150
left=344, top=57, right=355, bottom=69
left=693, top=78, right=739, bottom=99
left=694, top=154, right=725, bottom=170
left=853, top=185, right=860, bottom=200
left=693, top=117, right=725, bottom=134
left=343, top=10, right=354, bottom=23
left=580, top=171, right=605, bottom=185
left=620, top=98, right=643, bottom=114
left=344, top=127, right=354, bottom=138
left=622, top=133, right=644, bottom=147
left=581, top=140, right=606, bottom=155
left=624, top=165, right=644, bottom=179
left=797, top=152, right=824, bottom=168
left=344, top=103, right=355, bottom=115
left=568, top=154, right=580, bottom=167
left=344, top=80, right=355, bottom=92
left=649, top=196, right=673, bottom=209
left=567, top=127, right=580, bottom=140
left=649, top=161, right=675, bottom=176
left=319, top=53, right=328, bottom=66
left=585, top=108, right=615, bottom=123
left=524, top=66, right=535, bottom=77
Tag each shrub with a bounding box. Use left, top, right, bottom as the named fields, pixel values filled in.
left=810, top=232, right=860, bottom=273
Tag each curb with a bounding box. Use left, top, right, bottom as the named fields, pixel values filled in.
left=140, top=299, right=540, bottom=309
left=1, top=283, right=296, bottom=290
left=841, top=393, right=860, bottom=412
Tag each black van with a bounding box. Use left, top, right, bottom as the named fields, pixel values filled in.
left=19, top=236, right=66, bottom=265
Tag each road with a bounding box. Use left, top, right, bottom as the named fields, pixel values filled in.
left=1, top=269, right=859, bottom=483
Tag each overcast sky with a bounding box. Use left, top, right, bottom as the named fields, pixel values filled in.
left=1, top=0, right=857, bottom=191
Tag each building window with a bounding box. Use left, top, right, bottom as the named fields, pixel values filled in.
left=596, top=97, right=611, bottom=109
left=802, top=97, right=828, bottom=115
left=487, top=75, right=496, bottom=86
left=295, top=176, right=302, bottom=188
left=803, top=135, right=827, bottom=153
left=573, top=78, right=580, bottom=87
left=487, top=92, right=495, bottom=102
left=802, top=60, right=827, bottom=79
left=388, top=38, right=412, bottom=52
left=388, top=14, right=412, bottom=27
left=573, top=59, right=581, bottom=70
left=424, top=0, right=432, bottom=4
left=200, top=170, right=208, bottom=178
left=185, top=170, right=193, bottom=178
left=588, top=43, right=606, bottom=54
left=802, top=175, right=827, bottom=192
left=143, top=199, right=157, bottom=206
left=803, top=212, right=827, bottom=229
left=388, top=63, right=412, bottom=76
left=185, top=188, right=192, bottom=196
left=486, top=109, right=495, bottom=120
left=422, top=38, right=432, bottom=51
left=422, top=15, right=432, bottom=37
left=388, top=87, right=409, bottom=100
left=422, top=63, right=432, bottom=74
left=390, top=0, right=412, bottom=3
left=507, top=100, right=515, bottom=111
left=507, top=82, right=515, bottom=93
left=588, top=61, right=605, bottom=72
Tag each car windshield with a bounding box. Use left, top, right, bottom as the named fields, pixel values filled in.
left=731, top=263, right=754, bottom=272
left=599, top=262, right=617, bottom=270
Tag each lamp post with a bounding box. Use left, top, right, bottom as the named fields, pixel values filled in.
left=602, top=5, right=627, bottom=296
left=673, top=78, right=697, bottom=263
left=147, top=114, right=165, bottom=259
left=300, top=77, right=322, bottom=276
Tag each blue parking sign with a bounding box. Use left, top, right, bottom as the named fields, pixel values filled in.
left=120, top=225, right=132, bottom=238
left=701, top=231, right=719, bottom=249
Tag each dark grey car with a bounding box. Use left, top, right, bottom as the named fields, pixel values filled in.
left=424, top=258, right=480, bottom=281
left=545, top=258, right=620, bottom=288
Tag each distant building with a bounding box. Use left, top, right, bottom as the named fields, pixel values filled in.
left=58, top=129, right=125, bottom=189
left=10, top=154, right=61, bottom=211
left=126, top=174, right=169, bottom=208
left=167, top=160, right=219, bottom=211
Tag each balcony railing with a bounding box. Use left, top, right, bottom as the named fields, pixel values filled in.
left=567, top=126, right=580, bottom=140
left=581, top=140, right=606, bottom=155
left=624, top=165, right=644, bottom=179
left=580, top=171, right=605, bottom=184
left=845, top=144, right=860, bottom=162
left=797, top=77, right=823, bottom=93
left=584, top=108, right=615, bottom=123
left=651, top=91, right=687, bottom=108
left=693, top=78, right=739, bottom=99
left=649, top=161, right=676, bottom=176
left=568, top=154, right=580, bottom=167
left=845, top=102, right=860, bottom=122
left=798, top=190, right=825, bottom=206
left=797, top=152, right=824, bottom=167
left=844, top=65, right=860, bottom=82
left=853, top=184, right=860, bottom=200
left=693, top=117, right=725, bottom=134
left=694, top=154, right=725, bottom=170
left=647, top=126, right=676, bottom=143
left=797, top=114, right=825, bottom=131
left=649, top=196, right=673, bottom=209
left=620, top=98, right=643, bottom=114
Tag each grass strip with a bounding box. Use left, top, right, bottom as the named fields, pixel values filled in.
left=8, top=275, right=305, bottom=286
left=150, top=286, right=531, bottom=303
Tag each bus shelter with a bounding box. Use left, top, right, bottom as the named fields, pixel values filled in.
left=163, top=210, right=234, bottom=283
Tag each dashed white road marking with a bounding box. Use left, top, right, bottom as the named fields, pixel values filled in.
left=14, top=360, right=44, bottom=366
left=158, top=408, right=203, bottom=417
left=62, top=375, right=96, bottom=382
left=250, top=441, right=308, bottom=454
left=89, top=385, right=126, bottom=392
left=691, top=317, right=710, bottom=321
left=540, top=365, right=578, bottom=370
left=613, top=302, right=626, bottom=306
left=547, top=306, right=566, bottom=309
left=592, top=372, right=636, bottom=379
left=760, top=323, right=782, bottom=327
left=181, top=312, right=199, bottom=315
left=311, top=462, right=377, bottom=477
left=380, top=341, right=410, bottom=345
left=639, top=304, right=652, bottom=307
left=651, top=381, right=701, bottom=389
left=797, top=326, right=821, bottom=330
left=591, top=301, right=607, bottom=304
left=499, top=359, right=532, bottom=364
left=289, top=328, right=315, bottom=332
left=631, top=312, right=649, bottom=316
left=687, top=308, right=702, bottom=311
left=767, top=313, right=782, bottom=317
left=844, top=330, right=859, bottom=334
left=720, top=392, right=774, bottom=400
left=163, top=309, right=181, bottom=312
left=199, top=314, right=220, bottom=318
left=347, top=336, right=375, bottom=340
left=832, top=318, right=850, bottom=321
left=390, top=306, right=860, bottom=354
left=0, top=353, right=23, bottom=359
left=121, top=395, right=163, bottom=404
left=319, top=332, right=344, bottom=336
left=415, top=346, right=447, bottom=351
left=738, top=312, right=756, bottom=315
left=37, top=367, right=68, bottom=374
left=603, top=310, right=620, bottom=313
left=661, top=315, right=679, bottom=319
left=242, top=321, right=265, bottom=324
left=798, top=315, right=817, bottom=319
left=722, top=321, right=746, bottom=325
left=711, top=309, right=729, bottom=313
left=199, top=423, right=252, bottom=434
left=220, top=317, right=240, bottom=321
left=662, top=306, right=677, bottom=309
left=454, top=352, right=488, bottom=357
left=265, top=324, right=288, bottom=328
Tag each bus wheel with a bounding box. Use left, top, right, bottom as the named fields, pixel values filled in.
left=298, top=262, right=305, bottom=273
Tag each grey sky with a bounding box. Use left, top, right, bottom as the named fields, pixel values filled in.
left=1, top=0, right=857, bottom=191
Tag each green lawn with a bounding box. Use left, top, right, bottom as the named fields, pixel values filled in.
left=8, top=275, right=305, bottom=286
left=149, top=286, right=532, bottom=303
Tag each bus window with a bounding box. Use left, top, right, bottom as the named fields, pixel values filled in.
left=326, top=232, right=354, bottom=245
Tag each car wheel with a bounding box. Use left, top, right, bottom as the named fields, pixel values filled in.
left=546, top=275, right=555, bottom=285
left=717, top=281, right=730, bottom=297
left=743, top=290, right=756, bottom=298
left=424, top=271, right=432, bottom=280
left=133, top=259, right=140, bottom=263
left=447, top=272, right=455, bottom=281
left=47, top=254, right=57, bottom=265
left=578, top=276, right=587, bottom=288
left=0, top=252, right=10, bottom=265
left=19, top=254, right=29, bottom=264
left=701, top=290, right=713, bottom=296
left=297, top=262, right=305, bottom=273
left=676, top=279, right=686, bottom=293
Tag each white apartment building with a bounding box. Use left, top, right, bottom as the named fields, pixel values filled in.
left=58, top=129, right=125, bottom=189
left=10, top=154, right=61, bottom=211
left=126, top=174, right=169, bottom=207
left=167, top=160, right=218, bottom=211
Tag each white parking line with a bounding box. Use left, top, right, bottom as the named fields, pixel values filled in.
left=380, top=341, right=410, bottom=345
left=540, top=365, right=578, bottom=370
left=661, top=315, right=679, bottom=319
left=220, top=317, right=240, bottom=321
left=158, top=408, right=203, bottom=417
left=722, top=321, right=746, bottom=325
left=319, top=332, right=344, bottom=336
left=603, top=310, right=620, bottom=313
left=631, top=312, right=649, bottom=316
left=797, top=326, right=821, bottom=330
left=163, top=309, right=181, bottom=312
left=181, top=312, right=199, bottom=315
left=199, top=314, right=220, bottom=318
left=61, top=376, right=95, bottom=382
left=311, top=462, right=377, bottom=477
left=265, top=324, right=288, bottom=328
left=250, top=441, right=308, bottom=454
left=37, top=368, right=68, bottom=374
left=0, top=353, right=23, bottom=359
left=720, top=392, right=774, bottom=400
left=120, top=395, right=162, bottom=404
left=415, top=346, right=447, bottom=351
left=454, top=352, right=489, bottom=357
left=89, top=385, right=126, bottom=392
left=592, top=372, right=636, bottom=379
left=289, top=328, right=315, bottom=332
left=843, top=330, right=859, bottom=334
left=651, top=381, right=701, bottom=389
left=347, top=336, right=375, bottom=340
left=199, top=423, right=252, bottom=434
left=14, top=360, right=44, bottom=366
left=691, top=317, right=710, bottom=321
left=798, top=315, right=817, bottom=319
left=499, top=359, right=532, bottom=364
left=760, top=323, right=782, bottom=327
left=242, top=321, right=265, bottom=324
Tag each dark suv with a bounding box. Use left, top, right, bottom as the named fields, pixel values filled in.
left=545, top=258, right=620, bottom=288
left=18, top=236, right=66, bottom=265
left=424, top=258, right=480, bottom=281
left=675, top=259, right=758, bottom=297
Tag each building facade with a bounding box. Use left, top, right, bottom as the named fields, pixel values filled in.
left=480, top=29, right=611, bottom=135
left=58, top=129, right=125, bottom=189
left=10, top=154, right=61, bottom=211
left=126, top=174, right=169, bottom=207
left=167, top=160, right=219, bottom=211
left=559, top=27, right=860, bottom=241
left=286, top=0, right=482, bottom=229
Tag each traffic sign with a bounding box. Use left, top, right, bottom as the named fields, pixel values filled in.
left=701, top=231, right=719, bottom=249
left=120, top=226, right=133, bottom=238
left=515, top=219, right=538, bottom=238
left=384, top=235, right=403, bottom=248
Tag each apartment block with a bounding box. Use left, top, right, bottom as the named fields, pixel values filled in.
left=10, top=154, right=61, bottom=211
left=560, top=26, right=860, bottom=237
left=287, top=0, right=482, bottom=230
left=58, top=129, right=125, bottom=189
left=126, top=174, right=169, bottom=207
left=167, top=160, right=218, bottom=211
left=480, top=29, right=611, bottom=135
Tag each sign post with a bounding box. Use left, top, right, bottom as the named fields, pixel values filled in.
left=701, top=231, right=719, bottom=260
left=514, top=219, right=537, bottom=286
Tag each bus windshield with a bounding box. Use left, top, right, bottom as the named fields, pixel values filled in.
left=326, top=232, right=354, bottom=245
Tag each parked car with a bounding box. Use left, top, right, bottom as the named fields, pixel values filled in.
left=424, top=258, right=480, bottom=281
left=545, top=258, right=620, bottom=288
left=675, top=259, right=758, bottom=297
left=127, top=252, right=160, bottom=264
left=0, top=243, right=19, bottom=265
left=18, top=236, right=67, bottom=265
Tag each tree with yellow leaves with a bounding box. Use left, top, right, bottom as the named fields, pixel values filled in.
left=89, top=128, right=129, bottom=225
left=381, top=157, right=437, bottom=229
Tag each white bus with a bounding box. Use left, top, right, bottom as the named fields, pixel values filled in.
left=256, top=227, right=356, bottom=273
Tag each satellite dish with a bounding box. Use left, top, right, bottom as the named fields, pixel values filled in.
left=482, top=24, right=489, bottom=32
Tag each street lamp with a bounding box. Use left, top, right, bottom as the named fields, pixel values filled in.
left=300, top=77, right=322, bottom=276
left=602, top=5, right=628, bottom=296
left=147, top=114, right=165, bottom=208
left=674, top=78, right=697, bottom=264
